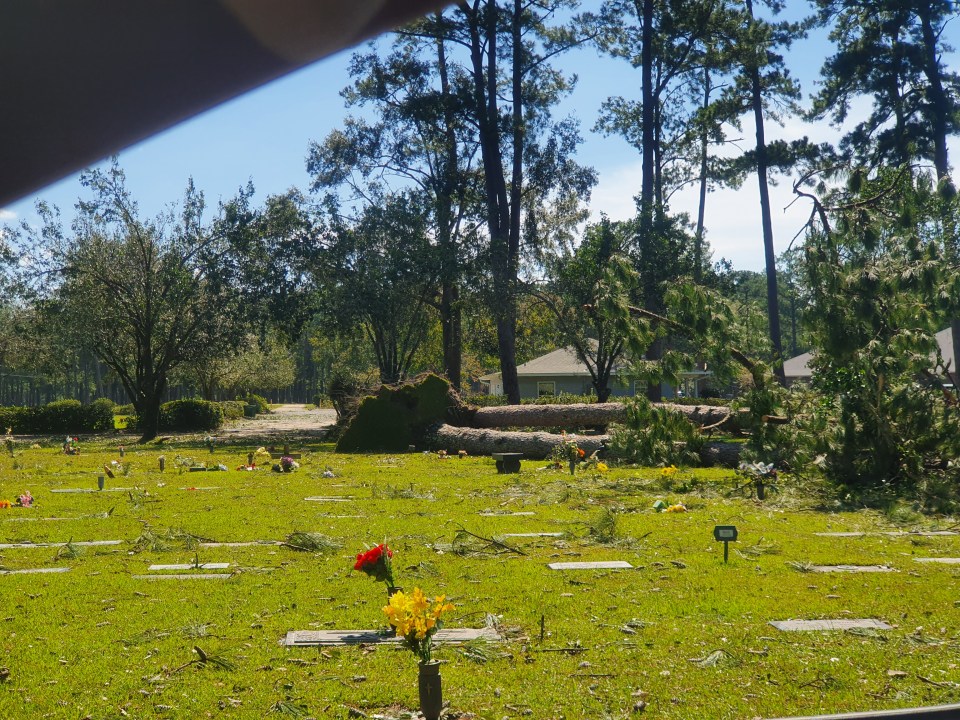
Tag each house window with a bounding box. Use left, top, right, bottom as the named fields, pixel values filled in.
left=537, top=381, right=556, bottom=397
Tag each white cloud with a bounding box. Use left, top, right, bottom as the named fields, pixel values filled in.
left=0, top=209, right=16, bottom=221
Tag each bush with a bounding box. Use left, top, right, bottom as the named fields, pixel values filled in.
left=243, top=393, right=271, bottom=414
left=87, top=398, right=116, bottom=432
left=158, top=399, right=224, bottom=432
left=219, top=400, right=246, bottom=421
left=0, top=399, right=117, bottom=434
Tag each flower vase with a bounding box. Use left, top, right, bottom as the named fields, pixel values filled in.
left=568, top=458, right=576, bottom=476
left=418, top=661, right=442, bottom=720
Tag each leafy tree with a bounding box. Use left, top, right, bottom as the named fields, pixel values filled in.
left=212, top=186, right=322, bottom=341
left=797, top=167, right=960, bottom=496
left=535, top=217, right=638, bottom=401
left=174, top=332, right=296, bottom=400
left=307, top=19, right=483, bottom=391
left=16, top=163, right=244, bottom=440
left=318, top=193, right=438, bottom=385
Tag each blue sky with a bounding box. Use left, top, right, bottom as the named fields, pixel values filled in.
left=4, top=5, right=959, bottom=272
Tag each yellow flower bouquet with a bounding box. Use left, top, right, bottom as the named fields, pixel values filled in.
left=383, top=588, right=455, bottom=664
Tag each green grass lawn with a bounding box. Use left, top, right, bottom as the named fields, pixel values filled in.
left=1, top=438, right=959, bottom=719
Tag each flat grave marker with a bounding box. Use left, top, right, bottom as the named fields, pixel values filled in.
left=132, top=573, right=232, bottom=580
left=769, top=619, right=892, bottom=632
left=199, top=541, right=280, bottom=548
left=479, top=511, right=535, bottom=517
left=0, top=567, right=71, bottom=575
left=180, top=486, right=220, bottom=491
left=502, top=533, right=564, bottom=538
left=808, top=565, right=895, bottom=573
left=814, top=532, right=865, bottom=537
left=304, top=496, right=353, bottom=503
left=148, top=563, right=231, bottom=571
left=548, top=561, right=633, bottom=570
left=882, top=531, right=957, bottom=537
left=50, top=488, right=135, bottom=494
left=283, top=627, right=501, bottom=647
left=914, top=557, right=960, bottom=564
left=0, top=540, right=122, bottom=549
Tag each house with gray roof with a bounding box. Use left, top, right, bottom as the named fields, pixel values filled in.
left=478, top=346, right=712, bottom=400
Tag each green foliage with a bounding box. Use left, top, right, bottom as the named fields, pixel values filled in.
left=0, top=399, right=116, bottom=434
left=336, top=374, right=457, bottom=452
left=609, top=396, right=703, bottom=466
left=158, top=399, right=224, bottom=432
left=218, top=401, right=246, bottom=421
left=801, top=169, right=960, bottom=496
left=243, top=393, right=270, bottom=414
left=87, top=398, right=116, bottom=432
left=462, top=392, right=601, bottom=407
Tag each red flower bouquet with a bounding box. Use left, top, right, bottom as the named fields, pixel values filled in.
left=354, top=543, right=395, bottom=587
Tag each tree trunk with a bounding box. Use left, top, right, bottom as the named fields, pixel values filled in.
left=467, top=402, right=733, bottom=430
left=440, top=283, right=462, bottom=392
left=431, top=424, right=742, bottom=466
left=745, top=0, right=785, bottom=385
left=694, top=65, right=711, bottom=285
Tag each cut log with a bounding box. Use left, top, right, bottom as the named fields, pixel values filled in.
left=468, top=402, right=733, bottom=430
left=430, top=424, right=742, bottom=467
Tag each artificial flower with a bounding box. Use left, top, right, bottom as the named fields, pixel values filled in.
left=596, top=462, right=609, bottom=472
left=354, top=542, right=395, bottom=586
left=16, top=491, right=32, bottom=508
left=660, top=465, right=678, bottom=477
left=383, top=588, right=455, bottom=663
left=0, top=500, right=10, bottom=509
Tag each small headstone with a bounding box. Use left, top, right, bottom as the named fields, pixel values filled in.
left=0, top=567, right=71, bottom=575
left=548, top=561, right=633, bottom=570
left=282, top=627, right=501, bottom=647
left=808, top=565, right=895, bottom=573
left=914, top=557, right=960, bottom=564
left=132, top=573, right=232, bottom=580
left=770, top=619, right=892, bottom=632
left=304, top=496, right=352, bottom=502
left=148, top=563, right=231, bottom=571
left=502, top=533, right=564, bottom=538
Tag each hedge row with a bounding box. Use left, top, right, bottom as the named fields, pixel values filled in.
left=0, top=398, right=227, bottom=434
left=0, top=399, right=116, bottom=434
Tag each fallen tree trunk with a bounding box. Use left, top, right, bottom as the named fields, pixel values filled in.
left=431, top=424, right=743, bottom=467
left=467, top=402, right=734, bottom=430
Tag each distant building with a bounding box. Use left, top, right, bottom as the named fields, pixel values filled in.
left=478, top=346, right=711, bottom=400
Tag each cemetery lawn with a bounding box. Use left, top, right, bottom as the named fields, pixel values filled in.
left=1, top=440, right=959, bottom=720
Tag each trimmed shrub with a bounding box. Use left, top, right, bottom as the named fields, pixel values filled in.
left=87, top=398, right=116, bottom=432
left=158, top=399, right=224, bottom=432
left=219, top=400, right=246, bottom=421
left=243, top=393, right=271, bottom=414
left=0, top=399, right=118, bottom=434
left=43, top=400, right=87, bottom=433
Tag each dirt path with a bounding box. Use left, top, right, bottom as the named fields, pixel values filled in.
left=218, top=404, right=337, bottom=442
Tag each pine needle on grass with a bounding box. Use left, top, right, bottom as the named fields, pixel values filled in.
left=281, top=532, right=340, bottom=553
